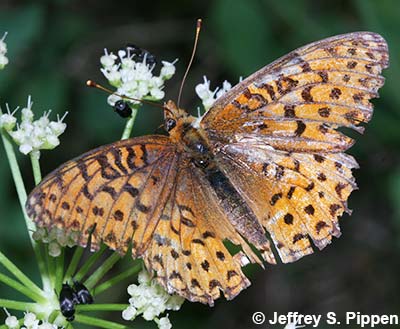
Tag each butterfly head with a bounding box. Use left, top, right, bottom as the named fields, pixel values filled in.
left=163, top=100, right=192, bottom=133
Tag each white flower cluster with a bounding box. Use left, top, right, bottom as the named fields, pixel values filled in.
left=100, top=48, right=177, bottom=107
left=0, top=96, right=67, bottom=157
left=122, top=269, right=184, bottom=329
left=195, top=75, right=233, bottom=111
left=3, top=310, right=59, bottom=329
left=0, top=32, right=8, bottom=69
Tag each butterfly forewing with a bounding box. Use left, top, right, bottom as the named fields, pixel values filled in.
left=201, top=32, right=388, bottom=263
left=201, top=32, right=388, bottom=150
left=26, top=136, right=176, bottom=253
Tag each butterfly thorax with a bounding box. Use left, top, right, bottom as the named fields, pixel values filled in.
left=164, top=100, right=213, bottom=168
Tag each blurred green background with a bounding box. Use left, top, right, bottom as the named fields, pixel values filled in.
left=1, top=0, right=400, bottom=328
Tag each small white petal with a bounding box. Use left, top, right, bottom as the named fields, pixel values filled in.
left=143, top=306, right=159, bottom=321
left=23, top=312, right=38, bottom=327
left=100, top=54, right=117, bottom=67
left=150, top=88, right=164, bottom=100
left=19, top=144, right=33, bottom=155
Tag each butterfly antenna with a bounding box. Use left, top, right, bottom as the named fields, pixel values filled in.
left=177, top=18, right=202, bottom=108
left=86, top=80, right=165, bottom=109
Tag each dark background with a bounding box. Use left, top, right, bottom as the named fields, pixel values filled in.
left=0, top=0, right=399, bottom=328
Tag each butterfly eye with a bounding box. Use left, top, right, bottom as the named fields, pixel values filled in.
left=194, top=142, right=208, bottom=154
left=165, top=118, right=177, bottom=131
left=114, top=100, right=132, bottom=118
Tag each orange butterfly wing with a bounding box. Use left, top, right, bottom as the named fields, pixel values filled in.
left=201, top=32, right=388, bottom=263
left=26, top=136, right=175, bottom=253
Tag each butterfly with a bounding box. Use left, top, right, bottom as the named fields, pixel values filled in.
left=26, top=32, right=389, bottom=306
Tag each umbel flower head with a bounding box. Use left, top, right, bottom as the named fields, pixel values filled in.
left=0, top=96, right=68, bottom=157
left=100, top=46, right=177, bottom=109
left=0, top=32, right=8, bottom=69
left=122, top=269, right=184, bottom=329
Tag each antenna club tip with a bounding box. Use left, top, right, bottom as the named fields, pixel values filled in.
left=86, top=80, right=95, bottom=87
left=196, top=18, right=202, bottom=28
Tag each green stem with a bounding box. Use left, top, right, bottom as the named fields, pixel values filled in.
left=0, top=125, right=48, bottom=288
left=94, top=262, right=141, bottom=296
left=30, top=151, right=42, bottom=185
left=55, top=249, right=65, bottom=292
left=47, top=250, right=56, bottom=288
left=120, top=108, right=138, bottom=140
left=0, top=128, right=36, bottom=241
left=74, top=314, right=130, bottom=329
left=84, top=253, right=121, bottom=290
left=64, top=247, right=84, bottom=282
left=0, top=299, right=37, bottom=312
left=76, top=304, right=128, bottom=311
left=0, top=273, right=45, bottom=303
left=0, top=250, right=43, bottom=297
left=74, top=245, right=107, bottom=282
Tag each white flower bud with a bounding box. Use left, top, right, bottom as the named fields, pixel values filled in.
left=127, top=284, right=140, bottom=296
left=0, top=113, right=16, bottom=131
left=158, top=316, right=172, bottom=329
left=0, top=54, right=9, bottom=69
left=23, top=312, right=38, bottom=327
left=166, top=295, right=184, bottom=311
left=100, top=54, right=117, bottom=68
left=160, top=61, right=176, bottom=79
left=42, top=134, right=60, bottom=149
left=0, top=32, right=8, bottom=69
left=49, top=121, right=66, bottom=136
left=150, top=88, right=164, bottom=100
left=122, top=306, right=137, bottom=320
left=5, top=315, right=19, bottom=328
left=21, top=107, right=34, bottom=123
left=143, top=306, right=158, bottom=321
left=0, top=40, right=6, bottom=54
